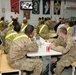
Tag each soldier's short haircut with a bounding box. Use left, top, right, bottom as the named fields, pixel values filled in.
left=1, top=17, right=4, bottom=20
left=14, top=23, right=21, bottom=32
left=59, top=27, right=67, bottom=35
left=25, top=25, right=34, bottom=34
left=23, top=19, right=28, bottom=24
left=38, top=17, right=41, bottom=20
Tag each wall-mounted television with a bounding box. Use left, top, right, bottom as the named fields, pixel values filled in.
left=20, top=1, right=33, bottom=10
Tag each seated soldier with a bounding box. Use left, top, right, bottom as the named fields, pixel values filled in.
left=50, top=27, right=76, bottom=75
left=7, top=25, right=42, bottom=75
left=0, top=17, right=7, bottom=31
left=0, top=25, right=14, bottom=50
left=4, top=23, right=21, bottom=54
left=36, top=20, right=49, bottom=39
left=21, top=17, right=28, bottom=33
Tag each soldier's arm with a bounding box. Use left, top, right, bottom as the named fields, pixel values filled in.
left=27, top=39, right=38, bottom=52
left=52, top=38, right=74, bottom=54
left=52, top=37, right=62, bottom=46
left=61, top=38, right=74, bottom=54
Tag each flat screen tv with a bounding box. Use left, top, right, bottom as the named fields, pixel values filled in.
left=20, top=1, right=33, bottom=10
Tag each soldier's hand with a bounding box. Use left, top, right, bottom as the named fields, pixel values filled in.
left=49, top=43, right=55, bottom=49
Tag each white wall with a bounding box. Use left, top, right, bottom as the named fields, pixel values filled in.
left=0, top=0, right=76, bottom=25
left=63, top=0, right=76, bottom=18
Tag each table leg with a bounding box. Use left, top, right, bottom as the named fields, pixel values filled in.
left=41, top=56, right=52, bottom=75
left=49, top=56, right=52, bottom=75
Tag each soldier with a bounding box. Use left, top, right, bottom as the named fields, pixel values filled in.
left=8, top=18, right=14, bottom=27
left=0, top=25, right=14, bottom=45
left=64, top=21, right=74, bottom=37
left=45, top=17, right=53, bottom=30
left=0, top=17, right=7, bottom=31
left=7, top=25, right=42, bottom=75
left=50, top=27, right=76, bottom=75
left=36, top=20, right=49, bottom=39
left=21, top=17, right=28, bottom=33
left=38, top=17, right=42, bottom=26
left=54, top=17, right=62, bottom=32
left=4, top=23, right=21, bottom=54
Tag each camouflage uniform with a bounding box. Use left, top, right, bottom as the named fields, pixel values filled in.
left=4, top=30, right=18, bottom=54
left=38, top=21, right=41, bottom=26
left=0, top=26, right=14, bottom=52
left=21, top=23, right=28, bottom=33
left=8, top=21, right=13, bottom=27
left=52, top=36, right=76, bottom=75
left=0, top=20, right=7, bottom=31
left=45, top=20, right=54, bottom=30
left=53, top=27, right=74, bottom=46
left=67, top=27, right=74, bottom=37
left=7, top=33, right=42, bottom=75
left=0, top=26, right=14, bottom=45
left=36, top=24, right=49, bottom=39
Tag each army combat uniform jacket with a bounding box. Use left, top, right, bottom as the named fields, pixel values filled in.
left=7, top=33, right=42, bottom=75
left=36, top=24, right=49, bottom=39
left=52, top=36, right=76, bottom=75
left=4, top=30, right=18, bottom=54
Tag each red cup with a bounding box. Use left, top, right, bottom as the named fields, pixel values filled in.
left=46, top=46, right=50, bottom=52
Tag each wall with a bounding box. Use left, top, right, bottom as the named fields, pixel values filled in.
left=63, top=0, right=76, bottom=18
left=0, top=0, right=76, bottom=25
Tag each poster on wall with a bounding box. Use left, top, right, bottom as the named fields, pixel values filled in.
left=54, top=0, right=61, bottom=15
left=43, top=0, right=50, bottom=14
left=24, top=10, right=30, bottom=19
left=32, top=0, right=40, bottom=14
left=10, top=0, right=19, bottom=14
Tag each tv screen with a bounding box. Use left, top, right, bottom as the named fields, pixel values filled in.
left=20, top=1, right=33, bottom=10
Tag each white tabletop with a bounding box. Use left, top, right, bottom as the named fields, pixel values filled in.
left=27, top=37, right=62, bottom=57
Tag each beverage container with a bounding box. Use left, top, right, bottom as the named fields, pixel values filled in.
left=46, top=45, right=50, bottom=52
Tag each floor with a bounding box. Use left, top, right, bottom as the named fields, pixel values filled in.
left=61, top=67, right=76, bottom=75
left=0, top=67, right=76, bottom=75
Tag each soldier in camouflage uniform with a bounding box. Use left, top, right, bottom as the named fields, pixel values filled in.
left=0, top=25, right=14, bottom=45
left=45, top=17, right=54, bottom=30
left=64, top=21, right=74, bottom=37
left=0, top=17, right=7, bottom=31
left=21, top=17, right=28, bottom=33
left=51, top=27, right=76, bottom=75
left=36, top=20, right=49, bottom=39
left=7, top=25, right=42, bottom=75
left=4, top=23, right=21, bottom=54
left=0, top=21, right=20, bottom=53
left=38, top=17, right=42, bottom=26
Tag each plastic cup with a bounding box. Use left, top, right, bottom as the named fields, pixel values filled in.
left=46, top=46, right=50, bottom=52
